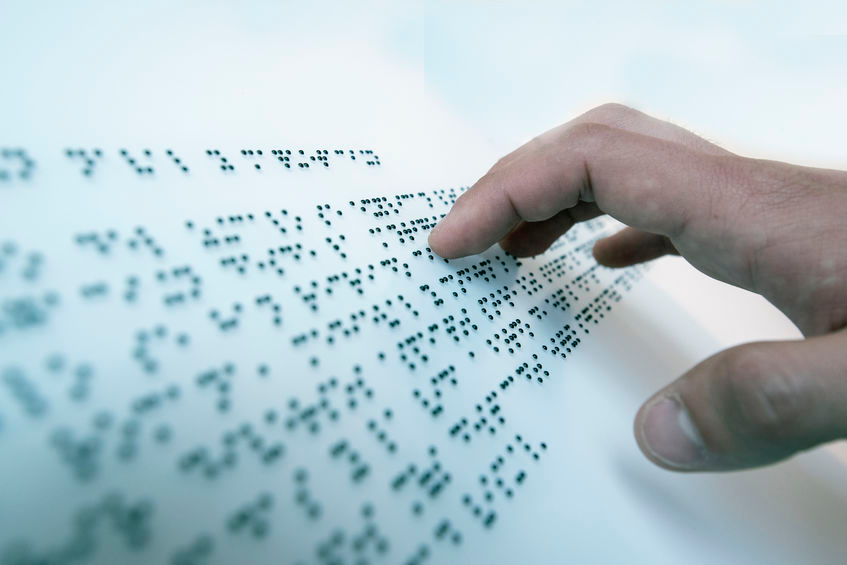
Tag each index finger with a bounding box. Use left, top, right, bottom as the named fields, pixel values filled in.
left=427, top=122, right=728, bottom=258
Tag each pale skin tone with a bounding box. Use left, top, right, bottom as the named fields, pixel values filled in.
left=428, top=103, right=847, bottom=472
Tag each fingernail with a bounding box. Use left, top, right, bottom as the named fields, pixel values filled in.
left=640, top=394, right=709, bottom=469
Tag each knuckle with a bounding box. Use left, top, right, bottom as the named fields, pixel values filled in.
left=565, top=121, right=613, bottom=145
left=560, top=122, right=616, bottom=167
left=719, top=346, right=803, bottom=443
left=491, top=157, right=507, bottom=171
left=591, top=102, right=636, bottom=121
left=474, top=161, right=506, bottom=189
left=523, top=134, right=546, bottom=152
left=492, top=152, right=515, bottom=170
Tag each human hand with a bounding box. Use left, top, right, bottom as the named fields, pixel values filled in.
left=428, top=103, right=847, bottom=472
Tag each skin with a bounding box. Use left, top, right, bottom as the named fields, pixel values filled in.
left=427, top=103, right=847, bottom=472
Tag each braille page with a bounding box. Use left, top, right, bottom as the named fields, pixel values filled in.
left=1, top=3, right=846, bottom=565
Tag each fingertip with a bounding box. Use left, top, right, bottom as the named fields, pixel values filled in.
left=427, top=218, right=476, bottom=259
left=427, top=217, right=461, bottom=258
left=426, top=223, right=446, bottom=256
left=498, top=235, right=543, bottom=258
left=592, top=238, right=608, bottom=262
left=592, top=237, right=625, bottom=267
left=594, top=228, right=679, bottom=268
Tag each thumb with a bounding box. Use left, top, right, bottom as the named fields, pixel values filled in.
left=634, top=330, right=847, bottom=471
